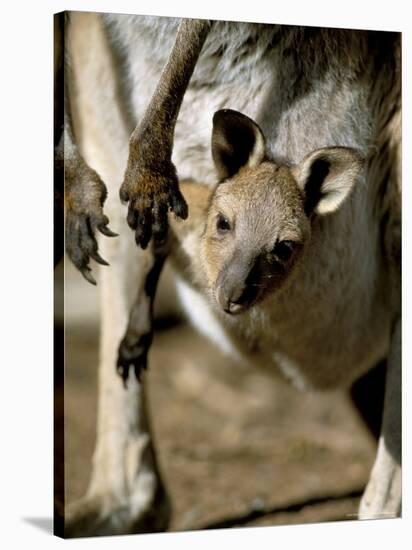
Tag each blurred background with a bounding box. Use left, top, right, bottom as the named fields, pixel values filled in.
left=56, top=257, right=377, bottom=531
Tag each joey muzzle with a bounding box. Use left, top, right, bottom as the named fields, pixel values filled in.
left=216, top=255, right=260, bottom=314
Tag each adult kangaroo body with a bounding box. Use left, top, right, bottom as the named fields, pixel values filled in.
left=62, top=13, right=401, bottom=536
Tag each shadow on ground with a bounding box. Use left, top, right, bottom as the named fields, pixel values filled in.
left=23, top=518, right=53, bottom=534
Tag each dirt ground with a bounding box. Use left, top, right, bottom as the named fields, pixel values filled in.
left=59, top=259, right=376, bottom=533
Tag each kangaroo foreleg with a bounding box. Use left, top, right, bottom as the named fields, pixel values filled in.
left=117, top=246, right=168, bottom=386
left=58, top=13, right=117, bottom=284
left=120, top=19, right=212, bottom=249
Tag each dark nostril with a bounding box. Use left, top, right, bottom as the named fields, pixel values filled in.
left=217, top=285, right=245, bottom=314
left=228, top=285, right=246, bottom=305
left=219, top=285, right=256, bottom=315
left=231, top=281, right=258, bottom=307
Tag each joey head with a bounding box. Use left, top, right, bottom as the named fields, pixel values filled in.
left=202, top=110, right=364, bottom=314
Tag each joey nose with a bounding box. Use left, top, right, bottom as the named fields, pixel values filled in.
left=217, top=282, right=248, bottom=315
left=227, top=301, right=244, bottom=314
left=216, top=253, right=260, bottom=314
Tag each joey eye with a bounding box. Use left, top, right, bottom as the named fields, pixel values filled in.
left=216, top=214, right=231, bottom=234
left=272, top=240, right=295, bottom=262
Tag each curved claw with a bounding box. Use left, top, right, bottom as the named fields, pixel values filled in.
left=80, top=266, right=97, bottom=286
left=135, top=207, right=152, bottom=249
left=95, top=215, right=119, bottom=237
left=116, top=363, right=130, bottom=389
left=90, top=249, right=109, bottom=266
left=169, top=187, right=188, bottom=220
left=134, top=356, right=147, bottom=382
left=66, top=210, right=117, bottom=284
left=127, top=200, right=139, bottom=230
left=90, top=214, right=118, bottom=238
left=97, top=222, right=118, bottom=238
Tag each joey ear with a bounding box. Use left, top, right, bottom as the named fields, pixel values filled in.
left=212, top=109, right=266, bottom=180
left=291, top=147, right=364, bottom=216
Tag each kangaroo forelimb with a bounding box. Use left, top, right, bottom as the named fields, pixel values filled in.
left=120, top=18, right=212, bottom=249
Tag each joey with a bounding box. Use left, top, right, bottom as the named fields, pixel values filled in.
left=118, top=109, right=364, bottom=381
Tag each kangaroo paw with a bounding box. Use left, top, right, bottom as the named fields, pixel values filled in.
left=65, top=156, right=117, bottom=284
left=116, top=332, right=153, bottom=386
